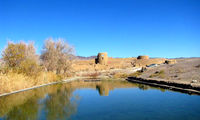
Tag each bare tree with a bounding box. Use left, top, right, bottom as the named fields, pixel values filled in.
left=26, top=42, right=38, bottom=62
left=40, top=38, right=74, bottom=74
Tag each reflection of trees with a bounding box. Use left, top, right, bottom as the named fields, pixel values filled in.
left=2, top=96, right=39, bottom=120
left=138, top=84, right=149, bottom=90
left=137, top=84, right=166, bottom=92
left=43, top=87, right=78, bottom=120
left=0, top=80, right=176, bottom=120
left=0, top=85, right=79, bottom=120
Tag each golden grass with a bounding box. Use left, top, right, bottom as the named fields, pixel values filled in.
left=0, top=72, right=62, bottom=94
left=128, top=71, right=142, bottom=77
left=113, top=71, right=142, bottom=79
left=133, top=58, right=166, bottom=67
left=0, top=57, right=167, bottom=94
left=149, top=70, right=165, bottom=79
left=72, top=58, right=166, bottom=72
left=113, top=73, right=129, bottom=79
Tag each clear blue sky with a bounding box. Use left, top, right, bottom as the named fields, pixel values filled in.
left=0, top=0, right=199, bottom=58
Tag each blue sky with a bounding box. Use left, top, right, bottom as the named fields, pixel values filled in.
left=0, top=0, right=199, bottom=58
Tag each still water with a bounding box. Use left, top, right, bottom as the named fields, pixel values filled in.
left=0, top=80, right=200, bottom=120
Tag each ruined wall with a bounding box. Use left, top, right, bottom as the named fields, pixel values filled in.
left=165, top=59, right=177, bottom=64
left=95, top=52, right=108, bottom=65
left=137, top=55, right=149, bottom=60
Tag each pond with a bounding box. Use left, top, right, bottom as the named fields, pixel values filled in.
left=0, top=80, right=200, bottom=120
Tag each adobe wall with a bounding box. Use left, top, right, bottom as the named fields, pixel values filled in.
left=95, top=52, right=108, bottom=65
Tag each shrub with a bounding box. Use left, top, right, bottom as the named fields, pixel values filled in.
left=149, top=70, right=165, bottom=79
left=2, top=42, right=26, bottom=68
left=18, top=59, right=42, bottom=76
left=195, top=64, right=200, bottom=68
left=83, top=72, right=101, bottom=78
left=113, top=73, right=128, bottom=78
left=128, top=71, right=142, bottom=77
left=0, top=71, right=63, bottom=94
left=2, top=42, right=40, bottom=76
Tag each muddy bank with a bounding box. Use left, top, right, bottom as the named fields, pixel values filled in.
left=127, top=77, right=200, bottom=95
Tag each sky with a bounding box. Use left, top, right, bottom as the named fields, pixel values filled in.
left=0, top=0, right=199, bottom=58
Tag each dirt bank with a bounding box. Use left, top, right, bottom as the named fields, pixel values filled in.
left=127, top=58, right=200, bottom=94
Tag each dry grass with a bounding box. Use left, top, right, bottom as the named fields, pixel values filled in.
left=149, top=70, right=165, bottom=79
left=113, top=73, right=129, bottom=79
left=72, top=57, right=165, bottom=72
left=132, top=58, right=166, bottom=67
left=82, top=72, right=101, bottom=78
left=128, top=71, right=142, bottom=77
left=112, top=71, right=143, bottom=79
left=0, top=72, right=62, bottom=94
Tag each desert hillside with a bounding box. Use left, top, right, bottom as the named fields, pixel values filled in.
left=139, top=58, right=200, bottom=82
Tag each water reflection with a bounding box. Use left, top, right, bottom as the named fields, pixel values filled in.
left=43, top=87, right=77, bottom=120
left=0, top=84, right=78, bottom=120
left=0, top=80, right=197, bottom=120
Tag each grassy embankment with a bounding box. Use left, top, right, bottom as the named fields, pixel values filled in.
left=0, top=71, right=67, bottom=94
left=0, top=39, right=74, bottom=95
left=0, top=39, right=167, bottom=95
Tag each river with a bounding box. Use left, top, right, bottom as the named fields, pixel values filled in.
left=0, top=80, right=200, bottom=120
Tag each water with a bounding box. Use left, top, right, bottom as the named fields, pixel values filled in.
left=0, top=80, right=200, bottom=120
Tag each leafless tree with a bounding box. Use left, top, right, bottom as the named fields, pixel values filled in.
left=40, top=38, right=75, bottom=74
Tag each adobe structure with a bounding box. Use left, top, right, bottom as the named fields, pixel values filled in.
left=137, top=55, right=149, bottom=60
left=95, top=52, right=108, bottom=65
left=165, top=59, right=177, bottom=64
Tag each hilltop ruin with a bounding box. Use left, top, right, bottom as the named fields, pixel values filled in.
left=95, top=52, right=108, bottom=65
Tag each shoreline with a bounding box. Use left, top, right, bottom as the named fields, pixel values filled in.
left=127, top=76, right=200, bottom=95
left=0, top=77, right=84, bottom=97
left=1, top=73, right=200, bottom=97
left=0, top=76, right=126, bottom=97
left=0, top=67, right=139, bottom=98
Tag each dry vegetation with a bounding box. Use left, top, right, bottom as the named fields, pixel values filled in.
left=0, top=72, right=60, bottom=94
left=131, top=58, right=166, bottom=67
left=71, top=57, right=166, bottom=80
left=149, top=70, right=165, bottom=79
left=0, top=38, right=74, bottom=94
left=1, top=38, right=196, bottom=95
left=72, top=57, right=165, bottom=72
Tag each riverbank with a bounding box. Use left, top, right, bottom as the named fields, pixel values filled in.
left=1, top=58, right=199, bottom=96
left=0, top=77, right=85, bottom=97
left=127, top=77, right=200, bottom=95
left=0, top=67, right=136, bottom=97
left=0, top=67, right=135, bottom=97
left=127, top=58, right=200, bottom=94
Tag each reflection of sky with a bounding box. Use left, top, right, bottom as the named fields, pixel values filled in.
left=72, top=88, right=200, bottom=120
left=38, top=94, right=49, bottom=104
left=0, top=82, right=200, bottom=120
